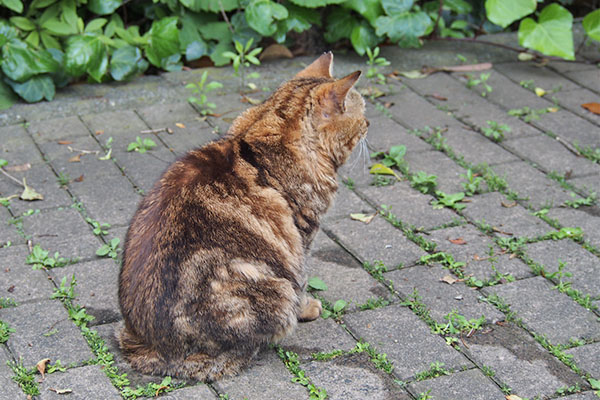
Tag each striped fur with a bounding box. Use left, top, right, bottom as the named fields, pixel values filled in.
left=118, top=53, right=368, bottom=381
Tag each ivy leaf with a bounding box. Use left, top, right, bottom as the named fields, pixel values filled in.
left=308, top=277, right=328, bottom=291
left=1, top=0, right=23, bottom=13
left=6, top=75, right=55, bottom=103
left=246, top=0, right=288, bottom=37
left=0, top=80, right=17, bottom=110
left=144, top=17, right=180, bottom=68
left=87, top=0, right=121, bottom=15
left=333, top=299, right=347, bottom=313
left=288, top=0, right=345, bottom=8
left=1, top=40, right=58, bottom=82
left=344, top=0, right=384, bottom=26
left=381, top=0, right=413, bottom=16
left=350, top=20, right=379, bottom=56
left=231, top=12, right=262, bottom=48
left=444, top=0, right=472, bottom=14
left=583, top=9, right=600, bottom=42
left=518, top=4, right=574, bottom=60
left=324, top=7, right=357, bottom=43
left=180, top=0, right=239, bottom=12
left=375, top=11, right=431, bottom=48
left=485, top=0, right=536, bottom=28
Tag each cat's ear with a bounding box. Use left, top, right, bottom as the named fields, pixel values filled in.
left=323, top=70, right=361, bottom=113
left=295, top=52, right=333, bottom=79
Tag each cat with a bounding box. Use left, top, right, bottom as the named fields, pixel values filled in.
left=118, top=52, right=368, bottom=381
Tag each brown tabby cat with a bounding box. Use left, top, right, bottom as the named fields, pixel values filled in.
left=118, top=52, right=368, bottom=381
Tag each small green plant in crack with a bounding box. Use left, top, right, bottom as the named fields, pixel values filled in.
left=96, top=237, right=121, bottom=260
left=555, top=383, right=582, bottom=396
left=519, top=79, right=534, bottom=90
left=500, top=384, right=512, bottom=395
left=342, top=177, right=355, bottom=190
left=372, top=175, right=396, bottom=187
left=276, top=347, right=327, bottom=400
left=482, top=120, right=510, bottom=143
left=466, top=72, right=492, bottom=97
left=57, top=172, right=71, bottom=187
left=320, top=299, right=347, bottom=320
left=85, top=217, right=110, bottom=236
left=350, top=341, right=394, bottom=374
left=533, top=333, right=582, bottom=375
left=433, top=310, right=485, bottom=337
left=481, top=364, right=495, bottom=377
left=26, top=244, right=76, bottom=270
left=370, top=145, right=407, bottom=180
left=186, top=71, right=224, bottom=116
left=507, top=106, right=552, bottom=122
left=417, top=390, right=433, bottom=400
left=222, top=39, right=262, bottom=92
left=0, top=320, right=15, bottom=343
left=410, top=172, right=437, bottom=195
left=311, top=349, right=344, bottom=361
left=542, top=226, right=583, bottom=241
left=99, top=136, right=113, bottom=160
left=365, top=46, right=390, bottom=85
left=420, top=252, right=466, bottom=278
left=8, top=359, right=39, bottom=396
left=0, top=297, right=17, bottom=308
left=574, top=143, right=600, bottom=164
left=358, top=297, right=390, bottom=311
left=121, top=376, right=181, bottom=398
left=51, top=275, right=77, bottom=302
left=496, top=236, right=528, bottom=256
left=460, top=169, right=483, bottom=196
left=432, top=191, right=466, bottom=211
left=475, top=164, right=508, bottom=192
left=363, top=260, right=389, bottom=284
left=307, top=276, right=328, bottom=292
left=564, top=192, right=596, bottom=209
left=127, top=136, right=157, bottom=153
left=415, top=361, right=451, bottom=381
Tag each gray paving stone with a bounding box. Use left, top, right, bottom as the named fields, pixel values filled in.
left=569, top=174, right=600, bottom=198
left=323, top=184, right=375, bottom=222
left=553, top=87, right=600, bottom=125
left=0, top=123, right=45, bottom=166
left=49, top=258, right=121, bottom=326
left=404, top=150, right=466, bottom=194
left=158, top=384, right=217, bottom=399
left=563, top=68, right=600, bottom=93
left=494, top=62, right=581, bottom=93
left=408, top=368, right=505, bottom=400
left=0, top=299, right=93, bottom=367
left=386, top=264, right=505, bottom=324
left=547, top=207, right=600, bottom=248
left=343, top=304, right=472, bottom=381
left=157, top=119, right=218, bottom=155
left=482, top=67, right=551, bottom=111
left=110, top=147, right=175, bottom=193
left=0, top=244, right=54, bottom=303
left=565, top=342, right=600, bottom=378
left=337, top=158, right=375, bottom=188
left=425, top=224, right=533, bottom=281
left=0, top=346, right=26, bottom=399
left=490, top=161, right=579, bottom=209
left=441, top=126, right=519, bottom=166
left=136, top=102, right=203, bottom=127
left=558, top=393, right=600, bottom=400
left=504, top=134, right=600, bottom=178
left=214, top=349, right=307, bottom=400
left=548, top=60, right=599, bottom=74
left=529, top=109, right=600, bottom=149
left=281, top=317, right=357, bottom=359
left=27, top=116, right=91, bottom=143
left=302, top=354, right=410, bottom=400
left=364, top=102, right=432, bottom=153
left=0, top=208, right=22, bottom=246
left=324, top=215, right=426, bottom=269
left=525, top=239, right=600, bottom=299
left=461, top=192, right=555, bottom=239
left=38, top=365, right=122, bottom=399
left=357, top=180, right=461, bottom=230
left=463, top=323, right=586, bottom=399
left=0, top=161, right=72, bottom=215
left=21, top=207, right=102, bottom=261
left=488, top=276, right=600, bottom=344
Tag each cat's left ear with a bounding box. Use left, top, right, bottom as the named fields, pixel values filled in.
left=295, top=52, right=333, bottom=79
left=325, top=70, right=361, bottom=113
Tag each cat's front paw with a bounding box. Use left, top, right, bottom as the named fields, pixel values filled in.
left=298, top=298, right=322, bottom=322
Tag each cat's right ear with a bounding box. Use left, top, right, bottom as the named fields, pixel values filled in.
left=295, top=52, right=333, bottom=79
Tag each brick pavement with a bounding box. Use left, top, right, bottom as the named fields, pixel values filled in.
left=0, top=35, right=599, bottom=399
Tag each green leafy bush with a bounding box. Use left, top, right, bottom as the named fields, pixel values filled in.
left=0, top=0, right=598, bottom=108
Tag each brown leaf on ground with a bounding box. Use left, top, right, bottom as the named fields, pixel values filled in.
left=350, top=213, right=376, bottom=224
left=440, top=62, right=493, bottom=72
left=492, top=226, right=513, bottom=235
left=506, top=395, right=523, bottom=400
left=74, top=174, right=84, bottom=182
left=582, top=102, right=600, bottom=115
left=440, top=275, right=458, bottom=284
left=49, top=388, right=72, bottom=394
left=4, top=163, right=31, bottom=172
left=175, top=123, right=186, bottom=129
left=95, top=130, right=104, bottom=135
left=57, top=140, right=73, bottom=145
left=427, top=93, right=447, bottom=101
left=501, top=201, right=517, bottom=208
left=241, top=96, right=262, bottom=105
left=7, top=285, right=15, bottom=292
left=259, top=44, right=293, bottom=61
left=36, top=358, right=51, bottom=379
left=448, top=237, right=467, bottom=245
left=68, top=154, right=82, bottom=163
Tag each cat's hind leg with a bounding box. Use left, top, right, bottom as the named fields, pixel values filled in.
left=118, top=324, right=169, bottom=376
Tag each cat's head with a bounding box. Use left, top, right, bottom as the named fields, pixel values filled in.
left=291, top=52, right=368, bottom=169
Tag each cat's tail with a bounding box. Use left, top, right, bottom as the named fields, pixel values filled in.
left=118, top=325, right=255, bottom=381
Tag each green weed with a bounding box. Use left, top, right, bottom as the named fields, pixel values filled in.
left=466, top=72, right=492, bottom=97
left=127, top=136, right=157, bottom=153
left=432, top=191, right=466, bottom=211
left=411, top=172, right=438, bottom=195
left=358, top=297, right=390, bottom=311
left=26, top=244, right=76, bottom=270
left=415, top=361, right=451, bottom=381
left=8, top=359, right=39, bottom=396
left=482, top=120, right=510, bottom=142
left=365, top=46, right=390, bottom=85
left=460, top=169, right=484, bottom=196
left=0, top=320, right=15, bottom=343
left=0, top=297, right=17, bottom=308
left=222, top=39, right=262, bottom=91
left=186, top=71, right=224, bottom=116
left=277, top=347, right=327, bottom=400
left=85, top=217, right=111, bottom=236
left=96, top=237, right=121, bottom=260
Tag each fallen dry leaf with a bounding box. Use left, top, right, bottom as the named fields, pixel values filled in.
left=383, top=101, right=394, bottom=108
left=501, top=201, right=517, bottom=208
left=48, top=388, right=72, bottom=394
left=506, top=395, right=523, bottom=400
left=57, top=140, right=73, bottom=145
left=95, top=130, right=104, bottom=135
left=448, top=237, right=467, bottom=245
left=427, top=93, right=448, bottom=101
left=68, top=154, right=82, bottom=163
left=36, top=358, right=51, bottom=379
left=547, top=107, right=559, bottom=113
left=582, top=102, right=600, bottom=115
left=440, top=62, right=492, bottom=73
left=473, top=254, right=491, bottom=261
left=535, top=87, right=546, bottom=97
left=7, top=285, right=15, bottom=293
left=4, top=163, right=31, bottom=172
left=74, top=175, right=84, bottom=183
left=359, top=87, right=385, bottom=98
left=241, top=96, right=262, bottom=105
left=350, top=213, right=376, bottom=224
left=20, top=178, right=43, bottom=201
left=175, top=123, right=186, bottom=129
left=441, top=275, right=458, bottom=285
left=492, top=226, right=513, bottom=236
left=259, top=43, right=293, bottom=61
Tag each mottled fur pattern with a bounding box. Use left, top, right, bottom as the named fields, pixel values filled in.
left=118, top=53, right=368, bottom=381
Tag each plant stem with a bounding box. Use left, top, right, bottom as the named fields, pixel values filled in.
left=219, top=0, right=234, bottom=34
left=0, top=168, right=24, bottom=187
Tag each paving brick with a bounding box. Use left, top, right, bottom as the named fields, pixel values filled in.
left=22, top=207, right=102, bottom=261
left=482, top=67, right=550, bottom=110
left=425, top=224, right=533, bottom=281
left=0, top=347, right=25, bottom=399
left=441, top=126, right=519, bottom=166
left=386, top=264, right=505, bottom=324
left=0, top=299, right=93, bottom=367
left=110, top=147, right=175, bottom=193
left=463, top=323, right=585, bottom=399
left=0, top=208, right=22, bottom=246
left=0, top=244, right=54, bottom=303
left=494, top=62, right=580, bottom=92
left=157, top=119, right=218, bottom=155
left=324, top=215, right=426, bottom=269
left=0, top=124, right=45, bottom=165
left=38, top=365, right=122, bottom=399
left=490, top=161, right=578, bottom=210
left=343, top=304, right=472, bottom=381
left=136, top=102, right=203, bottom=127
left=548, top=60, right=599, bottom=74
left=461, top=192, right=555, bottom=239
left=503, top=134, right=600, bottom=178
left=404, top=150, right=466, bottom=194
left=529, top=109, right=600, bottom=149
left=565, top=342, right=600, bottom=377
left=487, top=276, right=600, bottom=344
left=358, top=180, right=462, bottom=230
left=49, top=258, right=121, bottom=326
left=281, top=317, right=357, bottom=359
left=158, top=384, right=217, bottom=399
left=214, top=349, right=308, bottom=400
left=27, top=116, right=92, bottom=143
left=408, top=368, right=505, bottom=400
left=562, top=68, right=600, bottom=93
left=323, top=184, right=375, bottom=222
left=302, top=354, right=410, bottom=400
left=558, top=393, right=600, bottom=400
left=547, top=207, right=600, bottom=248
left=569, top=174, right=600, bottom=198
left=80, top=111, right=153, bottom=156
left=553, top=87, right=600, bottom=125
left=525, top=239, right=600, bottom=299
